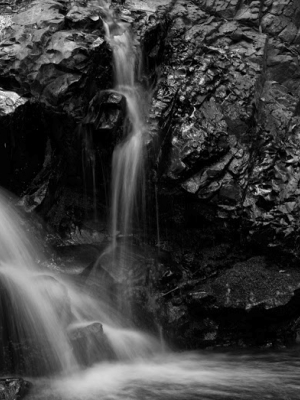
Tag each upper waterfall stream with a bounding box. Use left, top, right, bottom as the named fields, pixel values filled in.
left=106, top=23, right=148, bottom=251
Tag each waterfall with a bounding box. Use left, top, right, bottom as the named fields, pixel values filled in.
left=106, top=26, right=148, bottom=248
left=0, top=188, right=159, bottom=376
left=93, top=18, right=151, bottom=317
left=0, top=189, right=77, bottom=375
left=0, top=6, right=159, bottom=377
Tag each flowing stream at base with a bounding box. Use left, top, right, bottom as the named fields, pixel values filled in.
left=27, top=350, right=300, bottom=400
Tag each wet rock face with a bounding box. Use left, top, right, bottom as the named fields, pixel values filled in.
left=153, top=0, right=268, bottom=214
left=0, top=378, right=31, bottom=400
left=151, top=0, right=300, bottom=251
left=139, top=0, right=300, bottom=348
left=0, top=0, right=114, bottom=232
left=147, top=251, right=300, bottom=348
left=0, top=0, right=111, bottom=105
left=0, top=0, right=164, bottom=234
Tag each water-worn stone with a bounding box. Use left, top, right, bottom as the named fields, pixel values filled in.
left=68, top=321, right=115, bottom=364
left=0, top=378, right=31, bottom=400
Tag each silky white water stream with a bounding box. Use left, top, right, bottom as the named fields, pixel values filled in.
left=0, top=188, right=160, bottom=375
left=105, top=25, right=148, bottom=249
left=28, top=350, right=300, bottom=400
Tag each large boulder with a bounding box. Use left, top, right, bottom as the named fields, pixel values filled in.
left=150, top=0, right=300, bottom=252
left=137, top=0, right=300, bottom=348
left=147, top=254, right=300, bottom=348
left=68, top=321, right=115, bottom=364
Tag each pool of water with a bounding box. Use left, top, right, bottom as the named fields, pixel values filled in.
left=28, top=350, right=300, bottom=400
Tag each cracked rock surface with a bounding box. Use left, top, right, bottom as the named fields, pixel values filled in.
left=151, top=0, right=300, bottom=250
left=142, top=0, right=300, bottom=348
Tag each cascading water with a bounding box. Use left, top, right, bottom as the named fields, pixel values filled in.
left=107, top=26, right=148, bottom=250
left=0, top=189, right=76, bottom=374
left=91, top=18, right=151, bottom=317
left=0, top=6, right=159, bottom=377
left=0, top=187, right=159, bottom=376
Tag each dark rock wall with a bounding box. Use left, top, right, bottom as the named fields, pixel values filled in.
left=0, top=0, right=116, bottom=233
left=143, top=0, right=300, bottom=348
left=152, top=0, right=300, bottom=250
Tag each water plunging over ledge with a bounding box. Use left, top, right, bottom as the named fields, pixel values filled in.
left=0, top=188, right=160, bottom=375
left=89, top=16, right=152, bottom=318
left=0, top=5, right=158, bottom=377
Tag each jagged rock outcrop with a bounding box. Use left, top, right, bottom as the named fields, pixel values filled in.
left=152, top=0, right=300, bottom=249
left=141, top=0, right=300, bottom=348
left=0, top=0, right=116, bottom=233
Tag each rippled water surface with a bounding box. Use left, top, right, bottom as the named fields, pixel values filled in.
left=28, top=350, right=300, bottom=400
